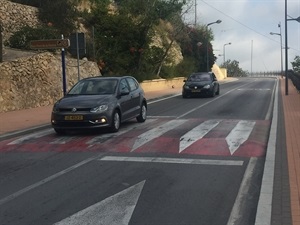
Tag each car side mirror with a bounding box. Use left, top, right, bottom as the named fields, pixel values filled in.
left=120, top=88, right=130, bottom=96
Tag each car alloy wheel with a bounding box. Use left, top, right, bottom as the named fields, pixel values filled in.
left=136, top=103, right=147, bottom=122
left=110, top=110, right=120, bottom=132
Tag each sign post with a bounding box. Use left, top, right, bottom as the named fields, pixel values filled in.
left=61, top=35, right=67, bottom=96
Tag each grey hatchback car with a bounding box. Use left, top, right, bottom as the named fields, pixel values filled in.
left=51, top=76, right=147, bottom=134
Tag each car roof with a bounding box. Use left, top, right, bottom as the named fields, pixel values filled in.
left=190, top=72, right=212, bottom=75
left=81, top=76, right=135, bottom=81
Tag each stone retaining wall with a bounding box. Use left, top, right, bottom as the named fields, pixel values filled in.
left=0, top=0, right=40, bottom=42
left=0, top=52, right=100, bottom=112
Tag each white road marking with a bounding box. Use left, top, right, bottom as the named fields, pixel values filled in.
left=255, top=79, right=278, bottom=225
left=7, top=129, right=53, bottom=145
left=54, top=181, right=145, bottom=225
left=177, top=81, right=256, bottom=119
left=227, top=157, right=258, bottom=225
left=131, top=119, right=186, bottom=151
left=0, top=156, right=99, bottom=206
left=100, top=156, right=244, bottom=166
left=179, top=120, right=221, bottom=153
left=225, top=120, right=256, bottom=155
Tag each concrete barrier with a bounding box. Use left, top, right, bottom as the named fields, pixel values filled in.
left=140, top=77, right=185, bottom=92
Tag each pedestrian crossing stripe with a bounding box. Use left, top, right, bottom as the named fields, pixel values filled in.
left=0, top=119, right=269, bottom=157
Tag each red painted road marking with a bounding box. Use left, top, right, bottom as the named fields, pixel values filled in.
left=0, top=119, right=270, bottom=157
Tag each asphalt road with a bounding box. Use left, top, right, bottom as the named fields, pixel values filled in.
left=0, top=77, right=277, bottom=225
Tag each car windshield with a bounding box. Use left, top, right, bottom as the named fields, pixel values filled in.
left=188, top=74, right=211, bottom=82
left=68, top=79, right=118, bottom=95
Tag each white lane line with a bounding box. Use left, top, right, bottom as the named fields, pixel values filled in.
left=0, top=156, right=99, bottom=206
left=131, top=119, right=186, bottom=152
left=227, top=157, right=258, bottom=225
left=179, top=120, right=221, bottom=153
left=100, top=156, right=244, bottom=166
left=255, top=79, right=278, bottom=225
left=54, top=181, right=145, bottom=225
left=177, top=81, right=256, bottom=119
left=7, top=129, right=53, bottom=145
left=225, top=120, right=256, bottom=155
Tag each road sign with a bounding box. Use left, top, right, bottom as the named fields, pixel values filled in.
left=30, top=39, right=70, bottom=49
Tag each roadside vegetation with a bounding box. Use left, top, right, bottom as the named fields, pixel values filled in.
left=10, top=0, right=297, bottom=81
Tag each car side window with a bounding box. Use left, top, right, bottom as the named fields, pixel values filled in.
left=119, top=79, right=130, bottom=93
left=127, top=77, right=139, bottom=91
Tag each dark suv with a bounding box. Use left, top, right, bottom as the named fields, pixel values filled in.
left=182, top=72, right=220, bottom=98
left=51, top=76, right=147, bottom=134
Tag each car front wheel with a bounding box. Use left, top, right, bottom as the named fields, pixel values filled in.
left=109, top=110, right=121, bottom=132
left=136, top=103, right=147, bottom=122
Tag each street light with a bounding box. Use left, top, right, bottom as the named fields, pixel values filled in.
left=206, top=20, right=222, bottom=71
left=285, top=0, right=300, bottom=95
left=270, top=22, right=283, bottom=78
left=223, top=42, right=231, bottom=65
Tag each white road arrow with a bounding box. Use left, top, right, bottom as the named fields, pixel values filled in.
left=226, top=120, right=256, bottom=155
left=179, top=120, right=221, bottom=153
left=53, top=180, right=145, bottom=225
left=131, top=119, right=186, bottom=151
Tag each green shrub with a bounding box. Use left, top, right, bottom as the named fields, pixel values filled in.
left=7, top=26, right=59, bottom=50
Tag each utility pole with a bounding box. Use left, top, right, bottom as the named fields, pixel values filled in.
left=0, top=24, right=3, bottom=63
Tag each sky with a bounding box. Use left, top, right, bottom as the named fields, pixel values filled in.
left=183, top=0, right=300, bottom=72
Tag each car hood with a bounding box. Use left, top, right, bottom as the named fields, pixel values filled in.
left=56, top=95, right=114, bottom=108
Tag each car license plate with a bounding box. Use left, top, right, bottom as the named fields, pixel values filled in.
left=192, top=89, right=201, bottom=92
left=64, top=115, right=83, bottom=120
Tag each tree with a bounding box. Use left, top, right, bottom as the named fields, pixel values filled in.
left=178, top=25, right=215, bottom=72
left=291, top=56, right=300, bottom=73
left=38, top=0, right=79, bottom=36
left=221, top=60, right=247, bottom=77
left=84, top=0, right=187, bottom=80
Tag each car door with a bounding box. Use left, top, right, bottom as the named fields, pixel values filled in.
left=118, top=78, right=133, bottom=120
left=126, top=77, right=141, bottom=116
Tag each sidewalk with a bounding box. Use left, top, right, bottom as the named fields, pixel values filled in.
left=281, top=79, right=300, bottom=225
left=0, top=87, right=182, bottom=135
left=0, top=79, right=299, bottom=225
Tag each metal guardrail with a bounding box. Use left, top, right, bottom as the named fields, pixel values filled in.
left=289, top=71, right=300, bottom=92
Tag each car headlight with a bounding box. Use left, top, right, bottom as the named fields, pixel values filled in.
left=203, top=84, right=211, bottom=89
left=90, top=105, right=108, bottom=113
left=183, top=85, right=190, bottom=89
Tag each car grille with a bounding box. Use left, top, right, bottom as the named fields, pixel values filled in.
left=58, top=108, right=91, bottom=112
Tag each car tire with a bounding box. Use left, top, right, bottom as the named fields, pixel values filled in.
left=54, top=128, right=66, bottom=135
left=210, top=89, right=215, bottom=97
left=136, top=103, right=147, bottom=122
left=216, top=86, right=220, bottom=95
left=109, top=110, right=121, bottom=132
left=182, top=93, right=188, bottom=98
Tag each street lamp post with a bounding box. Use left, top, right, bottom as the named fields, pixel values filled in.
left=270, top=22, right=283, bottom=78
left=206, top=20, right=222, bottom=72
left=285, top=0, right=300, bottom=95
left=223, top=42, right=231, bottom=65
